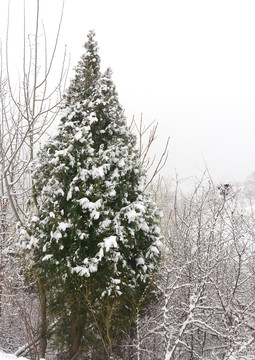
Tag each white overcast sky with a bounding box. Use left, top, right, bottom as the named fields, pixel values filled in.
left=2, top=0, right=255, bottom=185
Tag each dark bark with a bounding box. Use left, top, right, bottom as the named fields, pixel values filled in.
left=70, top=303, right=82, bottom=352
left=38, top=278, right=47, bottom=358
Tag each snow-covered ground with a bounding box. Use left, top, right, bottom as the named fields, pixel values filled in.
left=0, top=351, right=28, bottom=360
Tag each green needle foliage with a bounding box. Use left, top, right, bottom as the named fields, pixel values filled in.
left=18, top=30, right=162, bottom=358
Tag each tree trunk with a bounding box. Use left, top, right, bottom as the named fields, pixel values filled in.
left=70, top=303, right=82, bottom=352
left=38, top=278, right=47, bottom=358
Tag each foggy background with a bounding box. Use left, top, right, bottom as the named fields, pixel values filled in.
left=1, top=0, right=255, bottom=185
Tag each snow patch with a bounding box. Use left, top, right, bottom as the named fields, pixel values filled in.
left=0, top=350, right=28, bottom=360
left=58, top=222, right=72, bottom=231
left=136, top=257, right=145, bottom=265
left=77, top=197, right=102, bottom=219
left=104, top=236, right=118, bottom=251
left=118, top=159, right=125, bottom=168
left=42, top=254, right=53, bottom=261
left=125, top=209, right=137, bottom=222
left=74, top=130, right=83, bottom=141
left=91, top=164, right=109, bottom=179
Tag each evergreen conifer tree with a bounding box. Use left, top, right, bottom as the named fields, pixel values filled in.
left=19, top=30, right=162, bottom=358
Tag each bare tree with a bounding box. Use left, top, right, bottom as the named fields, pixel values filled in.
left=130, top=115, right=170, bottom=190
left=0, top=0, right=68, bottom=357
left=123, top=176, right=255, bottom=360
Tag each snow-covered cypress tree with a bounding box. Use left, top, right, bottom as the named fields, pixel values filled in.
left=19, top=30, right=162, bottom=356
